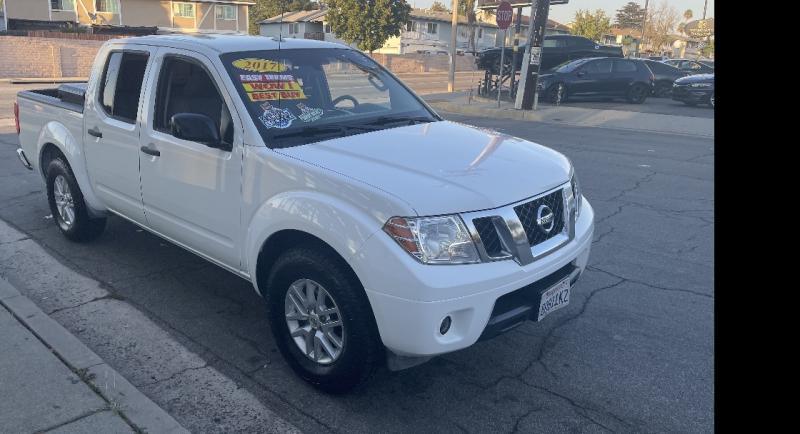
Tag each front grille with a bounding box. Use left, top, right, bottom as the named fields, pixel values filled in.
left=473, top=217, right=504, bottom=257
left=514, top=189, right=565, bottom=247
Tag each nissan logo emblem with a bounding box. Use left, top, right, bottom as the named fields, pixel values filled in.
left=537, top=205, right=555, bottom=233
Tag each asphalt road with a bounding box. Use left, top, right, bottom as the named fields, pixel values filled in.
left=0, top=105, right=713, bottom=433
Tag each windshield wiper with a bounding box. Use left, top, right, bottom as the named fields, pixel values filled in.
left=365, top=116, right=436, bottom=127
left=271, top=124, right=379, bottom=140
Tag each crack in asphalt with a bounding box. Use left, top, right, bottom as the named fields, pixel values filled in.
left=522, top=382, right=619, bottom=433
left=47, top=293, right=125, bottom=315
left=0, top=236, right=30, bottom=245
left=509, top=405, right=545, bottom=433
left=3, top=189, right=42, bottom=204
left=457, top=276, right=633, bottom=432
left=606, top=171, right=657, bottom=203
left=142, top=363, right=209, bottom=386
left=587, top=266, right=712, bottom=299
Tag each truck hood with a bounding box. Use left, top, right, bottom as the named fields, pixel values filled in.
left=275, top=121, right=572, bottom=216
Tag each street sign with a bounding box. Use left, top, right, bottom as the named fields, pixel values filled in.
left=685, top=18, right=714, bottom=39
left=496, top=1, right=513, bottom=30
left=477, top=0, right=568, bottom=9
left=528, top=46, right=541, bottom=65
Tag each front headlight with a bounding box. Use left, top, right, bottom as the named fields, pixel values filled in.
left=571, top=171, right=582, bottom=220
left=383, top=215, right=480, bottom=264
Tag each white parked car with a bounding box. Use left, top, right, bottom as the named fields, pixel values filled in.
left=14, top=35, right=594, bottom=392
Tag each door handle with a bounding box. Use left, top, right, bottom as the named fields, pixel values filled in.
left=87, top=127, right=103, bottom=138
left=140, top=145, right=160, bottom=157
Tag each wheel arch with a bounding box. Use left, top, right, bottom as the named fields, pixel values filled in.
left=245, top=190, right=387, bottom=299
left=35, top=122, right=106, bottom=216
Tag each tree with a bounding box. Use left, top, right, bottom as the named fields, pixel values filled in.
left=700, top=38, right=714, bottom=58
left=683, top=9, right=693, bottom=22
left=457, top=0, right=478, bottom=53
left=247, top=0, right=320, bottom=36
left=571, top=9, right=611, bottom=43
left=429, top=1, right=450, bottom=13
left=642, top=1, right=678, bottom=53
left=615, top=2, right=646, bottom=30
left=326, top=0, right=412, bottom=53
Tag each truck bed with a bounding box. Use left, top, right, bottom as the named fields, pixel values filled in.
left=17, top=83, right=87, bottom=113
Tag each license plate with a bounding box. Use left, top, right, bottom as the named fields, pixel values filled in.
left=537, top=277, right=571, bottom=321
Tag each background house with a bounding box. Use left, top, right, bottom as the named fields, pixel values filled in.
left=2, top=0, right=253, bottom=34
left=259, top=8, right=569, bottom=54
left=474, top=9, right=571, bottom=46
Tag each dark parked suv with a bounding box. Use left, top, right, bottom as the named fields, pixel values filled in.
left=475, top=35, right=624, bottom=74
left=536, top=57, right=655, bottom=104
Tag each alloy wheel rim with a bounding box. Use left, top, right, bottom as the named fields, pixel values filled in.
left=284, top=278, right=345, bottom=364
left=53, top=175, right=75, bottom=227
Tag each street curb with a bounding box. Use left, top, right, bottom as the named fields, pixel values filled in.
left=0, top=277, right=188, bottom=434
left=0, top=77, right=89, bottom=84
left=429, top=100, right=715, bottom=138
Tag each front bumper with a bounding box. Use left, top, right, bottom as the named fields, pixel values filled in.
left=672, top=85, right=712, bottom=103
left=352, top=198, right=594, bottom=358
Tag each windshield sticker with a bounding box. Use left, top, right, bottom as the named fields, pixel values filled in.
left=239, top=74, right=307, bottom=102
left=258, top=102, right=296, bottom=129
left=233, top=58, right=288, bottom=73
left=296, top=103, right=323, bottom=123
left=239, top=74, right=294, bottom=82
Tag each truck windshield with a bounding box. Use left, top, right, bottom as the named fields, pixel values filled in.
left=220, top=48, right=439, bottom=148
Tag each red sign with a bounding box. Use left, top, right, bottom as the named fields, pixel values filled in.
left=496, top=1, right=513, bottom=30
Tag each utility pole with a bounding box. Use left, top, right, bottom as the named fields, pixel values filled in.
left=640, top=0, right=649, bottom=56
left=449, top=0, right=460, bottom=92
left=514, top=0, right=550, bottom=110
left=509, top=6, right=523, bottom=98
left=702, top=0, right=707, bottom=19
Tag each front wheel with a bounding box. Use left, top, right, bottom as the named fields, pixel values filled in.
left=265, top=245, right=383, bottom=393
left=547, top=83, right=567, bottom=105
left=654, top=82, right=672, bottom=97
left=626, top=84, right=649, bottom=104
left=46, top=157, right=106, bottom=242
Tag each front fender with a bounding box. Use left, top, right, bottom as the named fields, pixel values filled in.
left=244, top=190, right=384, bottom=295
left=35, top=121, right=106, bottom=217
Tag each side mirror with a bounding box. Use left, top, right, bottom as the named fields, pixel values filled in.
left=170, top=113, right=224, bottom=149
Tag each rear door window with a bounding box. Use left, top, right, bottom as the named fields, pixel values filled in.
left=613, top=60, right=638, bottom=73
left=585, top=59, right=612, bottom=74
left=98, top=51, right=149, bottom=123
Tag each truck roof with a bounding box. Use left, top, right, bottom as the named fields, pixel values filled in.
left=110, top=34, right=351, bottom=54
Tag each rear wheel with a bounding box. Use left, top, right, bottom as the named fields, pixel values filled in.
left=626, top=84, right=648, bottom=104
left=45, top=157, right=106, bottom=242
left=265, top=245, right=382, bottom=393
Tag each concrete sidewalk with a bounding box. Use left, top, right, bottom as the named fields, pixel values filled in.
left=423, top=91, right=714, bottom=138
left=0, top=278, right=187, bottom=434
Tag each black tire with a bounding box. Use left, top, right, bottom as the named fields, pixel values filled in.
left=654, top=82, right=672, bottom=97
left=547, top=83, right=567, bottom=105
left=626, top=84, right=648, bottom=104
left=45, top=157, right=106, bottom=242
left=265, top=245, right=382, bottom=394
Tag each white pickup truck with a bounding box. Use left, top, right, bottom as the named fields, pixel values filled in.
left=15, top=35, right=594, bottom=393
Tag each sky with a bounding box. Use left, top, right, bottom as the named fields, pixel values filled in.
left=408, top=0, right=715, bottom=26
